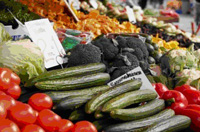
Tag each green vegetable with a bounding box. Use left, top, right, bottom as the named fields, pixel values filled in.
left=69, top=109, right=87, bottom=121
left=109, top=99, right=165, bottom=121
left=145, top=115, right=191, bottom=132
left=0, top=40, right=45, bottom=83
left=85, top=80, right=142, bottom=114
left=104, top=109, right=175, bottom=132
left=45, top=85, right=110, bottom=103
left=52, top=95, right=93, bottom=111
left=31, top=63, right=106, bottom=84
left=35, top=73, right=110, bottom=91
left=0, top=23, right=11, bottom=43
left=102, top=89, right=157, bottom=112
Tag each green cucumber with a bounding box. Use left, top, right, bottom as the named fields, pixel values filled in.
left=52, top=95, right=93, bottom=111
left=145, top=115, right=191, bottom=132
left=45, top=85, right=110, bottom=103
left=35, top=73, right=110, bottom=91
left=102, top=89, right=157, bottom=112
left=110, top=99, right=165, bottom=121
left=104, top=109, right=175, bottom=132
left=32, top=63, right=106, bottom=84
left=93, top=118, right=121, bottom=132
left=68, top=109, right=86, bottom=121
left=94, top=106, right=106, bottom=119
left=85, top=80, right=142, bottom=114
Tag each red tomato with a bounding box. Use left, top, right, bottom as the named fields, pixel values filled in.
left=6, top=82, right=21, bottom=99
left=0, top=103, right=7, bottom=118
left=37, top=109, right=61, bottom=131
left=21, top=124, right=45, bottom=132
left=58, top=119, right=74, bottom=132
left=0, top=68, right=12, bottom=90
left=0, top=119, right=20, bottom=132
left=72, top=121, right=97, bottom=132
left=8, top=103, right=37, bottom=127
left=0, top=91, right=6, bottom=95
left=28, top=93, right=53, bottom=111
left=10, top=72, right=21, bottom=85
left=0, top=94, right=16, bottom=110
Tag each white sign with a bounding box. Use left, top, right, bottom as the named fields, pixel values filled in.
left=68, top=0, right=80, bottom=10
left=125, top=6, right=136, bottom=24
left=25, top=19, right=66, bottom=69
left=89, top=0, right=98, bottom=9
left=108, top=67, right=156, bottom=92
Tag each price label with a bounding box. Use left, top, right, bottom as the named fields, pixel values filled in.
left=25, top=19, right=66, bottom=69
left=107, top=67, right=156, bottom=93
left=68, top=0, right=80, bottom=10
left=89, top=0, right=98, bottom=9
left=125, top=6, right=136, bottom=24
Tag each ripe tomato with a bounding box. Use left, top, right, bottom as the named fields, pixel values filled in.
left=6, top=82, right=21, bottom=99
left=58, top=119, right=74, bottom=132
left=72, top=121, right=97, bottom=132
left=0, top=91, right=6, bottom=95
left=0, top=94, right=16, bottom=110
left=8, top=102, right=37, bottom=127
left=0, top=103, right=7, bottom=118
left=0, top=119, right=20, bottom=132
left=37, top=109, right=61, bottom=131
left=10, top=72, right=20, bottom=85
left=28, top=93, right=53, bottom=111
left=0, top=68, right=12, bottom=90
left=21, top=124, right=45, bottom=132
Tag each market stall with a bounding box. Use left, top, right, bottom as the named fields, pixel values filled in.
left=1, top=0, right=200, bottom=132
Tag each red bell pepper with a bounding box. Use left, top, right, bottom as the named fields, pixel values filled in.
left=161, top=90, right=188, bottom=114
left=180, top=109, right=200, bottom=128
left=190, top=123, right=200, bottom=132
left=175, top=85, right=200, bottom=105
left=187, top=104, right=200, bottom=111
left=153, top=83, right=169, bottom=97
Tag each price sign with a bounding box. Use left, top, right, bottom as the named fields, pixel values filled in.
left=89, top=0, right=98, bottom=9
left=107, top=67, right=156, bottom=93
left=125, top=6, right=136, bottom=24
left=68, top=0, right=80, bottom=10
left=25, top=19, right=66, bottom=69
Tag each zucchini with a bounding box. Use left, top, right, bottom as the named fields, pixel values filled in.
left=32, top=63, right=106, bottom=84
left=68, top=109, right=86, bottom=121
left=35, top=73, right=110, bottom=91
left=52, top=95, right=93, bottom=111
left=85, top=80, right=142, bottom=114
left=104, top=109, right=175, bottom=132
left=110, top=99, right=165, bottom=121
left=94, top=106, right=106, bottom=119
left=102, top=89, right=157, bottom=112
left=45, top=85, right=110, bottom=103
left=145, top=115, right=191, bottom=132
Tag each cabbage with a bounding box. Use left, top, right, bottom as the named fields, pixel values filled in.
left=0, top=23, right=12, bottom=43
left=0, top=39, right=46, bottom=83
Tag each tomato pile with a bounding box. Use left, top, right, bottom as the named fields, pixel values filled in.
left=0, top=67, right=97, bottom=132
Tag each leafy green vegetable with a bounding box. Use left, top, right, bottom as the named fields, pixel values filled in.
left=0, top=23, right=12, bottom=43
left=0, top=39, right=46, bottom=83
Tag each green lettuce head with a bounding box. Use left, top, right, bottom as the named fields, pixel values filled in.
left=0, top=39, right=46, bottom=83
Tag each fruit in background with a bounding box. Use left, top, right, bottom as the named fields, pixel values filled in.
left=5, top=82, right=21, bottom=100
left=0, top=94, right=16, bottom=110
left=58, top=119, right=74, bottom=132
left=0, top=119, right=20, bottom=132
left=0, top=68, right=12, bottom=90
left=21, top=124, right=45, bottom=132
left=8, top=102, right=37, bottom=127
left=0, top=91, right=6, bottom=95
left=28, top=93, right=53, bottom=111
left=37, top=109, right=61, bottom=131
left=0, top=103, right=7, bottom=118
left=72, top=121, right=97, bottom=132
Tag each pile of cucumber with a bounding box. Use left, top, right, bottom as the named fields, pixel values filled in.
left=27, top=63, right=191, bottom=132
